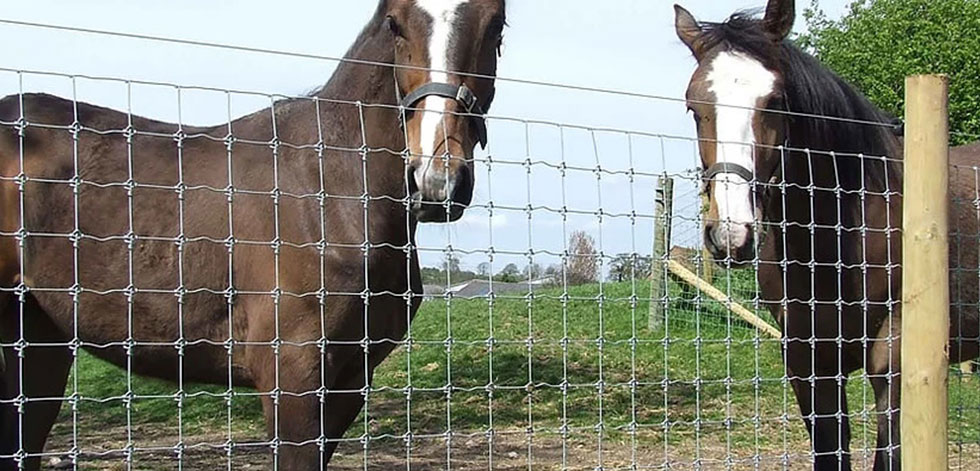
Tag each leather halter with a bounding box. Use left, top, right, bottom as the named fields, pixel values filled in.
left=704, top=161, right=756, bottom=185
left=397, top=82, right=488, bottom=149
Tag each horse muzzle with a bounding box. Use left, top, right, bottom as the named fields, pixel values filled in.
left=408, top=162, right=473, bottom=223
left=705, top=221, right=757, bottom=266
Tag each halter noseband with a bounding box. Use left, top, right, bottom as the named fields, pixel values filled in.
left=703, top=161, right=756, bottom=185
left=703, top=95, right=792, bottom=193
left=398, top=82, right=489, bottom=149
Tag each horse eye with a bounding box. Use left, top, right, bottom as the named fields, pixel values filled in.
left=768, top=96, right=786, bottom=111
left=386, top=15, right=404, bottom=38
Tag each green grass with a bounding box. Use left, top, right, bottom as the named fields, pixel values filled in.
left=63, top=352, right=264, bottom=437
left=365, top=276, right=789, bottom=446
left=58, top=271, right=980, bottom=452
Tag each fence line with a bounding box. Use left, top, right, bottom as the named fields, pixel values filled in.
left=0, top=61, right=974, bottom=471
left=665, top=260, right=781, bottom=339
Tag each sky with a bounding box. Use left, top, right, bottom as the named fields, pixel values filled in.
left=0, top=0, right=851, bottom=276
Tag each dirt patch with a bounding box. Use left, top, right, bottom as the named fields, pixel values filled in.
left=48, top=419, right=976, bottom=470
left=44, top=425, right=812, bottom=470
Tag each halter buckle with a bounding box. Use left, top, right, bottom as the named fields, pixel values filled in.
left=455, top=85, right=478, bottom=113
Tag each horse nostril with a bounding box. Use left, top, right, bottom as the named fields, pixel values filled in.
left=704, top=222, right=720, bottom=253
left=406, top=162, right=420, bottom=197
left=450, top=165, right=473, bottom=207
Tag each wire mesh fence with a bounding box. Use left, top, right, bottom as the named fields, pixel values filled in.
left=0, top=8, right=978, bottom=471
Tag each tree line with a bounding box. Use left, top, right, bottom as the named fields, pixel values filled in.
left=420, top=230, right=655, bottom=286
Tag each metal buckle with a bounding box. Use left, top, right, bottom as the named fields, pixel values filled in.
left=455, top=85, right=477, bottom=113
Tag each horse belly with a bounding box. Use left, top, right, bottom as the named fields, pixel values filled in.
left=26, top=227, right=246, bottom=385
left=28, top=286, right=245, bottom=383
left=949, top=268, right=980, bottom=363
left=949, top=171, right=980, bottom=363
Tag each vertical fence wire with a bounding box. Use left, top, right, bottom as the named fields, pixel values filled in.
left=14, top=74, right=26, bottom=470
left=558, top=124, right=571, bottom=471
left=68, top=76, right=82, bottom=471
left=355, top=100, right=371, bottom=469
left=223, top=90, right=236, bottom=471
left=123, top=80, right=136, bottom=471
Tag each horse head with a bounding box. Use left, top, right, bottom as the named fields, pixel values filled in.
left=674, top=0, right=794, bottom=264
left=385, top=0, right=506, bottom=222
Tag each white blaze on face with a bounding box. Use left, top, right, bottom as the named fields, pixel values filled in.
left=415, top=0, right=469, bottom=194
left=706, top=51, right=776, bottom=246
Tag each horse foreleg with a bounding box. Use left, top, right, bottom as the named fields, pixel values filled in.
left=320, top=357, right=370, bottom=463
left=0, top=296, right=73, bottom=471
left=787, top=341, right=853, bottom=471
left=251, top=342, right=326, bottom=470
left=868, top=326, right=901, bottom=471
left=250, top=342, right=369, bottom=470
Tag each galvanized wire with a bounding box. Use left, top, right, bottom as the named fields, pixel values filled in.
left=0, top=57, right=974, bottom=471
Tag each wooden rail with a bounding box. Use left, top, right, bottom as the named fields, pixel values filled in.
left=667, top=260, right=781, bottom=339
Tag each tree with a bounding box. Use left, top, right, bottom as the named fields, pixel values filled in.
left=542, top=264, right=563, bottom=285
left=566, top=231, right=598, bottom=285
left=607, top=253, right=652, bottom=282
left=476, top=262, right=492, bottom=278
left=522, top=262, right=543, bottom=281
left=420, top=266, right=444, bottom=285
left=442, top=253, right=461, bottom=275
left=496, top=263, right=521, bottom=283
left=799, top=0, right=980, bottom=145
left=422, top=255, right=479, bottom=286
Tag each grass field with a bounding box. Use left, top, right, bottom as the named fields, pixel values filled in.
left=48, top=269, right=980, bottom=469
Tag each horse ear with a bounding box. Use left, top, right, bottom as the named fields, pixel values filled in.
left=762, top=0, right=795, bottom=41
left=674, top=4, right=703, bottom=59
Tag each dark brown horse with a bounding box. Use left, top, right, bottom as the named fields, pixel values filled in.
left=675, top=0, right=979, bottom=469
left=0, top=0, right=506, bottom=469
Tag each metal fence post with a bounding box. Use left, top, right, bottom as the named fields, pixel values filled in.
left=901, top=74, right=950, bottom=471
left=648, top=176, right=674, bottom=331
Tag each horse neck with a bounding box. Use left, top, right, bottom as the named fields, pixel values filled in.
left=781, top=115, right=902, bottom=207
left=313, top=17, right=418, bottom=244
left=769, top=115, right=902, bottom=265
left=314, top=18, right=401, bottom=148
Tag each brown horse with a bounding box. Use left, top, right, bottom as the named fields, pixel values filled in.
left=675, top=0, right=979, bottom=469
left=0, top=0, right=506, bottom=469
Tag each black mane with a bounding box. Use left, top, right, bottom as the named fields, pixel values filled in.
left=699, top=12, right=902, bottom=191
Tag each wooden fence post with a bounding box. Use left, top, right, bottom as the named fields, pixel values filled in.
left=648, top=176, right=674, bottom=331
left=701, top=193, right=714, bottom=283
left=901, top=74, right=950, bottom=471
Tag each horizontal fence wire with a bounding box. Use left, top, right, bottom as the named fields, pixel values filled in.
left=0, top=18, right=906, bottom=132
left=0, top=16, right=976, bottom=471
